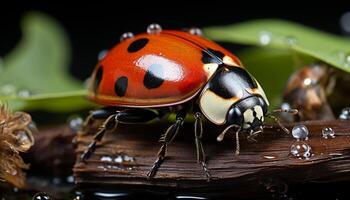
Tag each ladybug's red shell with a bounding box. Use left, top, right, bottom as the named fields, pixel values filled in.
left=88, top=30, right=242, bottom=107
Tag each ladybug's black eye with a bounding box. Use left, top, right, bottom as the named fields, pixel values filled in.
left=226, top=106, right=243, bottom=126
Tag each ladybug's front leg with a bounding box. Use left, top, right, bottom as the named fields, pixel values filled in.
left=80, top=114, right=118, bottom=162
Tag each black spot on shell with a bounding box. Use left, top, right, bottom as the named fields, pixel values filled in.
left=143, top=64, right=164, bottom=89
left=114, top=76, right=128, bottom=96
left=208, top=67, right=257, bottom=99
left=201, top=48, right=225, bottom=64
left=127, top=38, right=149, bottom=53
left=94, top=66, right=103, bottom=94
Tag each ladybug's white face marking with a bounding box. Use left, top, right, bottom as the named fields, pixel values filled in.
left=199, top=89, right=238, bottom=125
left=242, top=105, right=264, bottom=129
left=203, top=63, right=219, bottom=78
left=223, top=56, right=239, bottom=67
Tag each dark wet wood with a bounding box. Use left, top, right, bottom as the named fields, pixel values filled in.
left=26, top=125, right=76, bottom=177
left=73, top=119, right=350, bottom=195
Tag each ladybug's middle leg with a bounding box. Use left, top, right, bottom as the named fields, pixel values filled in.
left=147, top=108, right=187, bottom=178
left=194, top=112, right=211, bottom=181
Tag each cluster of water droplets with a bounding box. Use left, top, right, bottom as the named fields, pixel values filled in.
left=98, top=154, right=135, bottom=171
left=290, top=125, right=312, bottom=159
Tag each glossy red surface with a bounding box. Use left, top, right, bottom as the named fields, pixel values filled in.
left=88, top=30, right=242, bottom=107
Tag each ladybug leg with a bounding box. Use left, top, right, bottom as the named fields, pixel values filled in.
left=80, top=109, right=160, bottom=162
left=147, top=108, right=187, bottom=178
left=80, top=114, right=118, bottom=162
left=194, top=112, right=211, bottom=181
left=82, top=107, right=117, bottom=131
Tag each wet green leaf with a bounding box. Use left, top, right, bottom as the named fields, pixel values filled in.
left=0, top=12, right=92, bottom=112
left=204, top=19, right=350, bottom=72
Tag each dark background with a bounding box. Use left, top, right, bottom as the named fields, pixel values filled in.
left=0, top=2, right=349, bottom=81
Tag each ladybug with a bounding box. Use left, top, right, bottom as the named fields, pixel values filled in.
left=81, top=24, right=296, bottom=180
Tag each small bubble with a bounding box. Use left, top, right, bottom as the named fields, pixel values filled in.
left=100, top=156, right=113, bottom=162
left=123, top=155, right=135, bottom=162
left=147, top=23, right=162, bottom=34
left=6, top=167, right=17, bottom=176
left=258, top=31, right=272, bottom=46
left=340, top=12, right=350, bottom=34
left=33, top=192, right=51, bottom=200
left=346, top=53, right=350, bottom=66
left=263, top=155, right=276, bottom=159
left=291, top=124, right=309, bottom=140
left=66, top=175, right=74, bottom=183
left=17, top=89, right=31, bottom=98
left=285, top=36, right=298, bottom=46
left=322, top=127, right=335, bottom=139
left=280, top=102, right=294, bottom=122
left=339, top=107, right=350, bottom=120
left=114, top=155, right=123, bottom=163
left=98, top=49, right=108, bottom=60
left=119, top=32, right=134, bottom=42
left=290, top=141, right=312, bottom=159
left=13, top=129, right=34, bottom=152
left=188, top=27, right=202, bottom=35
left=0, top=84, right=17, bottom=95
left=68, top=116, right=83, bottom=131
left=97, top=165, right=107, bottom=171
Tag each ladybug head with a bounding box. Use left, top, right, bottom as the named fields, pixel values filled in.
left=226, top=95, right=268, bottom=132
left=199, top=66, right=269, bottom=129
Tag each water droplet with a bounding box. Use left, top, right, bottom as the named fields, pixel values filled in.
left=100, top=156, right=113, bottom=162
left=147, top=23, right=162, bottom=34
left=94, top=192, right=129, bottom=198
left=340, top=12, right=350, bottom=34
left=291, top=124, right=309, bottom=140
left=13, top=129, right=34, bottom=152
left=322, top=127, right=335, bottom=139
left=123, top=155, right=135, bottom=162
left=284, top=36, right=298, bottom=46
left=5, top=167, right=17, bottom=176
left=290, top=141, right=312, bottom=159
left=258, top=31, right=272, bottom=45
left=98, top=49, right=108, bottom=60
left=114, top=155, right=135, bottom=163
left=17, top=89, right=31, bottom=98
left=33, top=192, right=51, bottom=200
left=346, top=53, right=350, bottom=66
left=280, top=102, right=294, bottom=122
left=176, top=195, right=207, bottom=200
left=97, top=165, right=107, bottom=171
left=119, top=32, right=134, bottom=41
left=66, top=175, right=74, bottom=183
left=263, top=155, right=276, bottom=159
left=339, top=107, right=350, bottom=120
left=68, top=115, right=83, bottom=131
left=188, top=27, right=202, bottom=35
left=0, top=84, right=17, bottom=96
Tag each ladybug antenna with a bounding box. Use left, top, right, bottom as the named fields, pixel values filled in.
left=266, top=108, right=298, bottom=134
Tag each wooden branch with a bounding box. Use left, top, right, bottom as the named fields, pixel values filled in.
left=73, top=120, right=350, bottom=194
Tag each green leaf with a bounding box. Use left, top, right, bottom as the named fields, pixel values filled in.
left=0, top=12, right=92, bottom=112
left=237, top=47, right=315, bottom=108
left=204, top=19, right=350, bottom=72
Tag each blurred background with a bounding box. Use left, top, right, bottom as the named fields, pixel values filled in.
left=1, top=2, right=350, bottom=81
